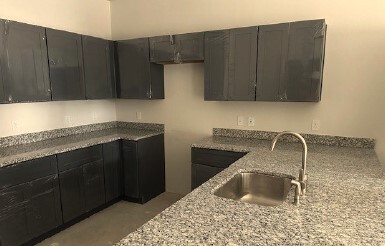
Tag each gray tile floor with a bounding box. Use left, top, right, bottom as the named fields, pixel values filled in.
left=37, top=192, right=184, bottom=246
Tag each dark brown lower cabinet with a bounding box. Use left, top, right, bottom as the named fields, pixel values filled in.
left=191, top=147, right=246, bottom=190
left=122, top=134, right=165, bottom=203
left=0, top=163, right=62, bottom=246
left=0, top=136, right=165, bottom=245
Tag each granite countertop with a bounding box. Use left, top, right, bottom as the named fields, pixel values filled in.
left=117, top=136, right=385, bottom=245
left=0, top=128, right=163, bottom=168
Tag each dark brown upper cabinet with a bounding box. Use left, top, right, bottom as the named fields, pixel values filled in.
left=0, top=20, right=5, bottom=103
left=116, top=38, right=164, bottom=99
left=149, top=35, right=175, bottom=64
left=256, top=23, right=289, bottom=101
left=46, top=29, right=85, bottom=101
left=0, top=20, right=51, bottom=103
left=82, top=36, right=116, bottom=99
left=257, top=19, right=326, bottom=102
left=204, top=27, right=258, bottom=101
left=150, top=33, right=204, bottom=64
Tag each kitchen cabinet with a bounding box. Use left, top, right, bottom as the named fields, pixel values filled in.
left=103, top=141, right=123, bottom=202
left=57, top=145, right=104, bottom=223
left=150, top=33, right=204, bottom=64
left=256, top=23, right=289, bottom=101
left=116, top=38, right=164, bottom=99
left=0, top=156, right=61, bottom=246
left=46, top=29, right=85, bottom=101
left=149, top=35, right=175, bottom=63
left=82, top=36, right=116, bottom=99
left=204, top=30, right=229, bottom=100
left=191, top=147, right=246, bottom=189
left=1, top=20, right=50, bottom=103
left=286, top=19, right=326, bottom=102
left=204, top=27, right=257, bottom=101
left=122, top=134, right=165, bottom=203
left=257, top=19, right=326, bottom=102
left=26, top=175, right=62, bottom=238
left=228, top=27, right=258, bottom=100
left=0, top=20, right=5, bottom=103
left=175, top=33, right=204, bottom=63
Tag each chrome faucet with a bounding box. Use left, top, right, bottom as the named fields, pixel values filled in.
left=271, top=131, right=308, bottom=203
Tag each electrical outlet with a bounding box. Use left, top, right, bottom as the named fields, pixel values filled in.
left=237, top=116, right=244, bottom=126
left=248, top=117, right=255, bottom=127
left=136, top=112, right=142, bottom=121
left=65, top=116, right=72, bottom=126
left=312, top=120, right=320, bottom=131
left=12, top=120, right=19, bottom=131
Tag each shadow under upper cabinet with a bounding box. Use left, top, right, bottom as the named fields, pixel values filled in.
left=0, top=20, right=51, bottom=103
left=46, top=29, right=85, bottom=101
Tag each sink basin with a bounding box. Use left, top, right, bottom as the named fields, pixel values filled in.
left=214, top=172, right=293, bottom=207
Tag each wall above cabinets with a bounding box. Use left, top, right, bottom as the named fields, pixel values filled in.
left=0, top=18, right=326, bottom=104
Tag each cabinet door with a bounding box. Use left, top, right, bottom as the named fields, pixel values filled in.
left=2, top=21, right=50, bottom=103
left=149, top=35, right=175, bottom=63
left=228, top=27, right=258, bottom=101
left=59, top=167, right=86, bottom=223
left=137, top=134, right=165, bottom=203
left=122, top=140, right=139, bottom=198
left=83, top=36, right=116, bottom=99
left=83, top=160, right=105, bottom=211
left=286, top=19, right=326, bottom=102
left=116, top=38, right=151, bottom=99
left=26, top=175, right=62, bottom=238
left=46, top=29, right=85, bottom=100
left=256, top=23, right=289, bottom=101
left=191, top=163, right=223, bottom=190
left=0, top=183, right=31, bottom=246
left=175, top=33, right=204, bottom=62
left=0, top=20, right=6, bottom=103
left=103, top=141, right=123, bottom=202
left=204, top=30, right=230, bottom=101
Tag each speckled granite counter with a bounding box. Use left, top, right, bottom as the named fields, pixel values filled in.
left=117, top=135, right=385, bottom=245
left=0, top=126, right=163, bottom=168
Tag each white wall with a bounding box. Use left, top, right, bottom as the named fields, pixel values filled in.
left=111, top=0, right=385, bottom=194
left=0, top=0, right=115, bottom=137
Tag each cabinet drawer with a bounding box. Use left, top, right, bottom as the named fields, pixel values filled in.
left=57, top=145, right=103, bottom=172
left=0, top=156, right=57, bottom=190
left=191, top=147, right=246, bottom=168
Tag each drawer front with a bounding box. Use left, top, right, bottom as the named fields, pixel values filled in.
left=57, top=145, right=103, bottom=172
left=191, top=147, right=246, bottom=168
left=0, top=156, right=58, bottom=189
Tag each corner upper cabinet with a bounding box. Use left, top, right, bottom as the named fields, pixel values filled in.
left=116, top=38, right=164, bottom=99
left=0, top=20, right=6, bottom=103
left=204, top=27, right=257, bottom=101
left=256, top=19, right=326, bottom=102
left=82, top=36, right=116, bottom=99
left=46, top=29, right=85, bottom=101
left=149, top=35, right=175, bottom=63
left=1, top=20, right=51, bottom=103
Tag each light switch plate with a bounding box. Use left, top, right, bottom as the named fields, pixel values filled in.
left=237, top=116, right=244, bottom=126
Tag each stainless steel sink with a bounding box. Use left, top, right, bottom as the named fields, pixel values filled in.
left=214, top=172, right=293, bottom=207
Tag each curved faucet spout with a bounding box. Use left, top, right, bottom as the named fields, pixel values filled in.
left=271, top=131, right=308, bottom=194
